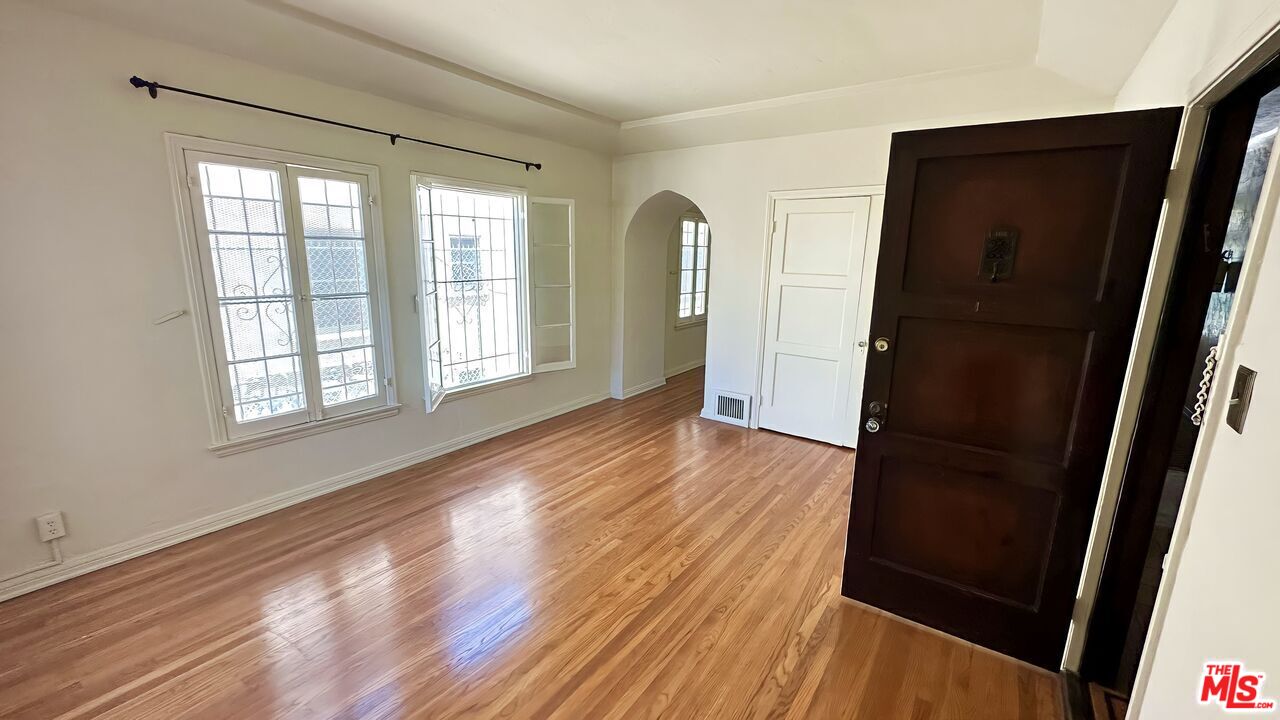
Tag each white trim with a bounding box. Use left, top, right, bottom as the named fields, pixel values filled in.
left=0, top=391, right=608, bottom=602
left=664, top=358, right=706, bottom=378
left=619, top=62, right=1018, bottom=129
left=765, top=185, right=887, bottom=201
left=440, top=374, right=533, bottom=403
left=621, top=376, right=666, bottom=398
left=209, top=404, right=401, bottom=457
left=409, top=170, right=528, bottom=198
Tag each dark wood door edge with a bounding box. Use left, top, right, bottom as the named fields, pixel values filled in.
left=1061, top=671, right=1093, bottom=720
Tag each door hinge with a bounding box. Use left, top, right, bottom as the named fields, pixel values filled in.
left=187, top=174, right=197, bottom=189
left=221, top=405, right=229, bottom=417
left=369, top=194, right=378, bottom=207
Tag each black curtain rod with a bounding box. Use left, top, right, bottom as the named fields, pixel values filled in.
left=128, top=75, right=542, bottom=171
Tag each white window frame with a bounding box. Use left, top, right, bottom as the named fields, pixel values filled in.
left=675, top=213, right=711, bottom=328
left=411, top=172, right=533, bottom=407
left=167, top=135, right=398, bottom=455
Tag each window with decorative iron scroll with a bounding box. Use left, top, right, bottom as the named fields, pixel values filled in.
left=172, top=137, right=395, bottom=447
left=414, top=175, right=576, bottom=410
left=416, top=182, right=526, bottom=391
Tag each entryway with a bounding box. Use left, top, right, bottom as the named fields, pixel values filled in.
left=1078, top=53, right=1280, bottom=716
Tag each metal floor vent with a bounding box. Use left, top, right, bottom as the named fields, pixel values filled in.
left=710, top=390, right=751, bottom=427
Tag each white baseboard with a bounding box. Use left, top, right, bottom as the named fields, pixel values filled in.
left=0, top=391, right=609, bottom=603
left=664, top=358, right=705, bottom=378
left=620, top=376, right=666, bottom=399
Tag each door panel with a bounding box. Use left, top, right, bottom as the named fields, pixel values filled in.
left=759, top=196, right=872, bottom=446
left=842, top=108, right=1182, bottom=669
left=889, top=317, right=1089, bottom=460
left=905, top=147, right=1127, bottom=298
left=870, top=454, right=1059, bottom=608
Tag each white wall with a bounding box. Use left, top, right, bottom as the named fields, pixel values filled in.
left=0, top=3, right=613, bottom=592
left=612, top=95, right=1113, bottom=419
left=664, top=211, right=707, bottom=377
left=1118, top=0, right=1280, bottom=109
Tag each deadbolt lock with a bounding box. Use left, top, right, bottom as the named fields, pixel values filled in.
left=874, top=337, right=890, bottom=352
left=868, top=401, right=885, bottom=415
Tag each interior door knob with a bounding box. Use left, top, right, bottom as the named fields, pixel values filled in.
left=865, top=417, right=881, bottom=433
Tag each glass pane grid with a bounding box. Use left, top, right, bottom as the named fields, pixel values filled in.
left=299, top=176, right=377, bottom=407
left=677, top=218, right=709, bottom=320
left=423, top=186, right=524, bottom=391
left=199, top=162, right=308, bottom=423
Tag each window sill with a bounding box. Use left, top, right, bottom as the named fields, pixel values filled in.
left=441, top=373, right=533, bottom=404
left=209, top=404, right=402, bottom=457
left=674, top=318, right=707, bottom=330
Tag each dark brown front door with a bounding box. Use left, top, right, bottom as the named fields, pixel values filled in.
left=841, top=109, right=1182, bottom=670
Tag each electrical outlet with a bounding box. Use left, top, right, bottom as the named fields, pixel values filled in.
left=36, top=512, right=66, bottom=542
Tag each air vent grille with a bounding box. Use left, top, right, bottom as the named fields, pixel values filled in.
left=710, top=390, right=751, bottom=427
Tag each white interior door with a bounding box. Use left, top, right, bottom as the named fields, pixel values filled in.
left=758, top=195, right=873, bottom=446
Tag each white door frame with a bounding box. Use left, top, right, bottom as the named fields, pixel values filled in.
left=751, top=185, right=885, bottom=444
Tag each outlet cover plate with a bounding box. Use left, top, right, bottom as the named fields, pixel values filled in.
left=36, top=512, right=66, bottom=541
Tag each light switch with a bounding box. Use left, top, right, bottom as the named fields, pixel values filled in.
left=1225, top=365, right=1257, bottom=434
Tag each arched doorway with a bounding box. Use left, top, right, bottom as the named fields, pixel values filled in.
left=617, top=191, right=712, bottom=398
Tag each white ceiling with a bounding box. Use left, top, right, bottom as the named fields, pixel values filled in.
left=283, top=0, right=1044, bottom=121
left=37, top=0, right=1179, bottom=153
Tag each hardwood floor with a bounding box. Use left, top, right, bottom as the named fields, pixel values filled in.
left=0, top=369, right=1062, bottom=719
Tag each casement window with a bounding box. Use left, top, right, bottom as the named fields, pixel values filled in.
left=676, top=215, right=711, bottom=326
left=170, top=136, right=396, bottom=453
left=412, top=174, right=574, bottom=409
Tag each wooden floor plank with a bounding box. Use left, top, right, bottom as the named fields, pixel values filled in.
left=0, top=369, right=1062, bottom=719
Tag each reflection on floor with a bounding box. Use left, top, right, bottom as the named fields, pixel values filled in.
left=0, top=369, right=1062, bottom=719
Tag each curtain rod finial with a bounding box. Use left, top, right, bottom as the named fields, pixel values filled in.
left=129, top=75, right=158, bottom=98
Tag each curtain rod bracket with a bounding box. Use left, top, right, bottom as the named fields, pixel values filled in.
left=126, top=74, right=543, bottom=170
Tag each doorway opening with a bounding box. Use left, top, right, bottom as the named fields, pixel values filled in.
left=1080, top=54, right=1280, bottom=714
left=620, top=191, right=711, bottom=400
